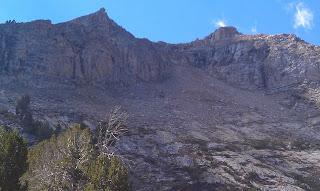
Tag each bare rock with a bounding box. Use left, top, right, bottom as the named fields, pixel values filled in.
left=205, top=26, right=241, bottom=41
left=0, top=8, right=168, bottom=86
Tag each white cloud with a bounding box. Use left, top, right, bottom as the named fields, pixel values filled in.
left=293, top=2, right=313, bottom=29
left=251, top=26, right=257, bottom=33
left=215, top=20, right=226, bottom=27
left=284, top=2, right=295, bottom=13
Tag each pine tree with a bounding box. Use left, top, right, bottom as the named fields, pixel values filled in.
left=16, top=94, right=54, bottom=141
left=53, top=124, right=62, bottom=135
left=22, top=111, right=34, bottom=134
left=0, top=127, right=28, bottom=191
left=21, top=124, right=132, bottom=190
left=21, top=124, right=93, bottom=190
left=15, top=94, right=30, bottom=119
left=85, top=155, right=132, bottom=191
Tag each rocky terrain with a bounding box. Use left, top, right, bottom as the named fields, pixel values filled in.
left=1, top=8, right=320, bottom=190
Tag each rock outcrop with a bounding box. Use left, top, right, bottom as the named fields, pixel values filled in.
left=1, top=9, right=320, bottom=91
left=170, top=27, right=320, bottom=90
left=0, top=8, right=168, bottom=86
left=205, top=26, right=241, bottom=40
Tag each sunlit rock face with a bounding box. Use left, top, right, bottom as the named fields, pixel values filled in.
left=0, top=8, right=168, bottom=86
left=168, top=27, right=320, bottom=90
left=1, top=8, right=320, bottom=91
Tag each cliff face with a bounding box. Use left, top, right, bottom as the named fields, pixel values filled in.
left=0, top=8, right=168, bottom=85
left=170, top=27, right=320, bottom=90
left=1, top=8, right=320, bottom=91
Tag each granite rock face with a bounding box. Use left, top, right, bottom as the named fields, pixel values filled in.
left=171, top=27, right=320, bottom=90
left=1, top=9, right=320, bottom=91
left=0, top=8, right=168, bottom=86
left=205, top=26, right=241, bottom=40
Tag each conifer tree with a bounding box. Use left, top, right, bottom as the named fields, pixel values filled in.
left=21, top=124, right=132, bottom=190
left=15, top=94, right=30, bottom=119
left=85, top=155, right=132, bottom=191
left=0, top=127, right=28, bottom=191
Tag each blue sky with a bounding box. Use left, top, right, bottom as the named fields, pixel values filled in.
left=0, top=0, right=319, bottom=45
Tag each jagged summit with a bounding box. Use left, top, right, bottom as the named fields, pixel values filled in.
left=204, top=26, right=241, bottom=41
left=68, top=7, right=110, bottom=26
left=98, top=7, right=106, bottom=14
left=0, top=8, right=319, bottom=90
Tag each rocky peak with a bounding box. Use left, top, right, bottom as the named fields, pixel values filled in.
left=69, top=7, right=110, bottom=27
left=0, top=8, right=168, bottom=87
left=205, top=26, right=241, bottom=41
left=0, top=9, right=319, bottom=92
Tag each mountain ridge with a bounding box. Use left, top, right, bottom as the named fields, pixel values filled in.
left=1, top=8, right=320, bottom=191
left=1, top=8, right=320, bottom=92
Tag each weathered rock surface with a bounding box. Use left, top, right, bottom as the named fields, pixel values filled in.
left=1, top=8, right=320, bottom=191
left=168, top=27, right=320, bottom=90
left=0, top=8, right=168, bottom=86
left=1, top=8, right=320, bottom=91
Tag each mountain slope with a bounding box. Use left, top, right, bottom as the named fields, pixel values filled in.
left=0, top=8, right=320, bottom=191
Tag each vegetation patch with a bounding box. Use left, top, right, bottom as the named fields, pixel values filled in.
left=288, top=171, right=320, bottom=190
left=145, top=137, right=158, bottom=145
left=182, top=136, right=210, bottom=154
left=245, top=138, right=287, bottom=150
left=171, top=182, right=241, bottom=191
left=21, top=124, right=132, bottom=191
left=0, top=109, right=8, bottom=115
left=291, top=140, right=320, bottom=150
left=181, top=165, right=204, bottom=180
left=4, top=112, right=18, bottom=120
left=224, top=143, right=242, bottom=152
left=0, top=127, right=28, bottom=191
left=0, top=109, right=18, bottom=121
left=143, top=157, right=157, bottom=165
left=15, top=94, right=59, bottom=141
left=183, top=136, right=207, bottom=145
left=223, top=166, right=236, bottom=176
left=242, top=172, right=266, bottom=189
left=136, top=127, right=157, bottom=136
left=209, top=143, right=242, bottom=152
left=199, top=142, right=210, bottom=152
left=291, top=93, right=308, bottom=101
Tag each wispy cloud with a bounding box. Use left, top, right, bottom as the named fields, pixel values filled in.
left=251, top=26, right=257, bottom=33
left=284, top=2, right=295, bottom=13
left=215, top=20, right=226, bottom=27
left=212, top=13, right=227, bottom=28
left=250, top=20, right=258, bottom=34
left=293, top=2, right=313, bottom=29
